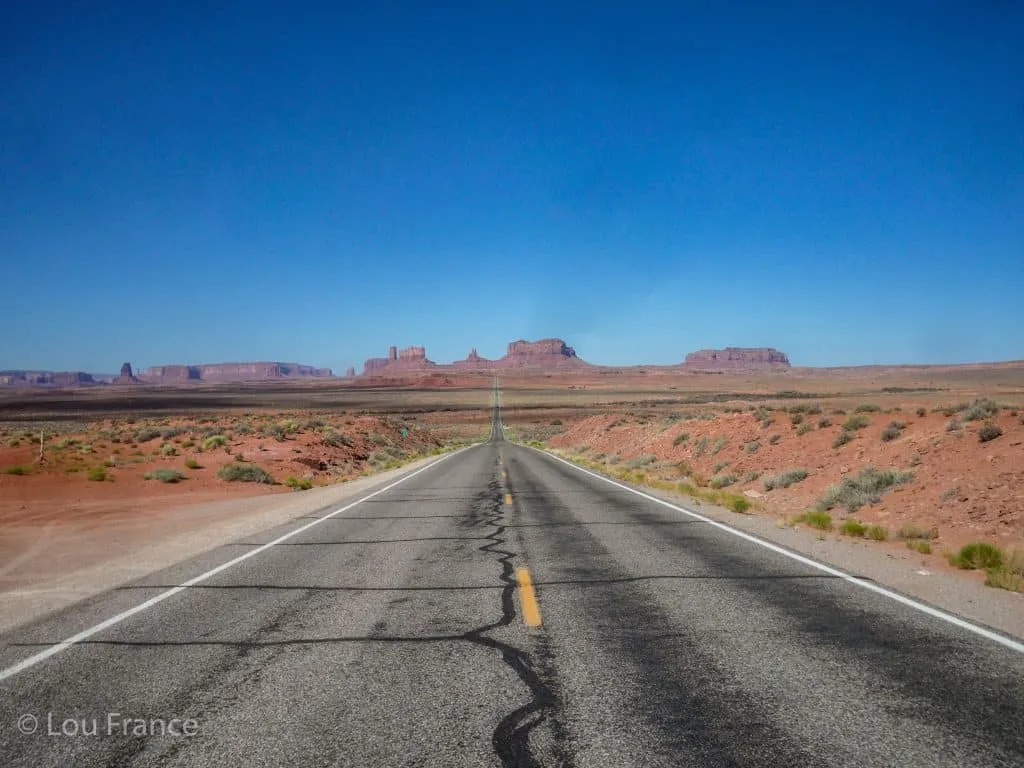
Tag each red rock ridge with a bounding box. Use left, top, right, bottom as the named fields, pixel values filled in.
left=683, top=347, right=791, bottom=369
left=500, top=338, right=583, bottom=368
left=363, top=338, right=585, bottom=375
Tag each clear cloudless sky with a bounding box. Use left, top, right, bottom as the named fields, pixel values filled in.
left=2, top=1, right=1023, bottom=372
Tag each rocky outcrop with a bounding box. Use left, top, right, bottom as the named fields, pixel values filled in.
left=452, top=348, right=495, bottom=368
left=0, top=370, right=97, bottom=386
left=683, top=348, right=791, bottom=369
left=362, top=346, right=435, bottom=375
left=500, top=338, right=583, bottom=368
left=345, top=367, right=356, bottom=378
left=112, top=362, right=140, bottom=385
left=142, top=365, right=201, bottom=383
left=141, top=362, right=333, bottom=383
left=363, top=338, right=585, bottom=374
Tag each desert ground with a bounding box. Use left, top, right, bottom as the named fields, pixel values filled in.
left=2, top=362, right=1023, bottom=596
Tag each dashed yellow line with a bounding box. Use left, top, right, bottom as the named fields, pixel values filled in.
left=515, top=567, right=542, bottom=628
left=504, top=493, right=512, bottom=505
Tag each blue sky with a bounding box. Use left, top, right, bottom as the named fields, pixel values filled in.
left=2, top=1, right=1022, bottom=372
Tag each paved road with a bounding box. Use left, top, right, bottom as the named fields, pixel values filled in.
left=1, top=414, right=1023, bottom=767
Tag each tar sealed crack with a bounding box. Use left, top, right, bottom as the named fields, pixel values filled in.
left=460, top=475, right=571, bottom=768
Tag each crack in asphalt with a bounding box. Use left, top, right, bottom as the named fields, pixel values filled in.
left=459, top=475, right=570, bottom=768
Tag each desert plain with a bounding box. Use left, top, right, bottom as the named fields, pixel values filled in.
left=2, top=360, right=1023, bottom=606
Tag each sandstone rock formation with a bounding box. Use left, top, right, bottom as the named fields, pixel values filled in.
left=683, top=348, right=791, bottom=369
left=140, top=362, right=333, bottom=383
left=345, top=367, right=356, bottom=378
left=0, top=370, right=97, bottom=386
left=362, top=346, right=435, bottom=375
left=363, top=338, right=585, bottom=374
left=500, top=338, right=583, bottom=368
left=112, top=362, right=140, bottom=385
left=452, top=348, right=495, bottom=368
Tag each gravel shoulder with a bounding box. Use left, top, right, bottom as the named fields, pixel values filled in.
left=545, top=447, right=1024, bottom=642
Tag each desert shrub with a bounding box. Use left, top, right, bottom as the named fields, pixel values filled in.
left=865, top=525, right=889, bottom=541
left=607, top=454, right=622, bottom=465
left=672, top=432, right=690, bottom=446
left=184, top=457, right=201, bottom=470
left=768, top=434, right=781, bottom=445
left=625, top=454, right=657, bottom=469
left=144, top=468, right=186, bottom=483
left=816, top=466, right=915, bottom=512
left=135, top=428, right=161, bottom=442
left=790, top=413, right=804, bottom=426
left=713, top=461, right=730, bottom=474
left=897, top=524, right=935, bottom=540
left=817, top=417, right=831, bottom=429
left=915, top=407, right=927, bottom=417
left=763, top=468, right=809, bottom=491
left=880, top=426, right=901, bottom=442
left=832, top=431, right=853, bottom=448
left=978, top=423, right=1002, bottom=443
left=161, top=427, right=185, bottom=439
left=855, top=403, right=881, bottom=413
left=693, top=436, right=709, bottom=457
left=843, top=415, right=871, bottom=431
left=262, top=424, right=288, bottom=441
left=985, top=550, right=1024, bottom=592
left=217, top=463, right=274, bottom=484
left=946, top=418, right=962, bottom=433
left=182, top=439, right=195, bottom=448
left=285, top=476, right=314, bottom=491
left=950, top=542, right=1003, bottom=570
left=709, top=474, right=738, bottom=489
left=907, top=540, right=932, bottom=554
left=728, top=496, right=752, bottom=514
left=963, top=398, right=999, bottom=421
left=161, top=442, right=178, bottom=456
left=203, top=435, right=229, bottom=450
left=840, top=519, right=866, bottom=537
left=803, top=511, right=833, bottom=530
left=712, top=437, right=728, bottom=455
left=745, top=440, right=761, bottom=454
left=940, top=487, right=959, bottom=503
left=795, top=423, right=813, bottom=436
left=761, top=418, right=774, bottom=428
left=2, top=465, right=32, bottom=475
left=323, top=431, right=353, bottom=448
left=87, top=466, right=107, bottom=481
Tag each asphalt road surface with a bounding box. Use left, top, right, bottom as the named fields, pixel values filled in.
left=2, top=412, right=1023, bottom=767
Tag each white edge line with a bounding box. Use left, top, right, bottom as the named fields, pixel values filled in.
left=0, top=447, right=471, bottom=683
left=530, top=446, right=1024, bottom=655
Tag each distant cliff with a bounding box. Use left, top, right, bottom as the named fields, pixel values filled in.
left=683, top=348, right=791, bottom=369
left=140, top=362, right=334, bottom=383
left=363, top=338, right=585, bottom=375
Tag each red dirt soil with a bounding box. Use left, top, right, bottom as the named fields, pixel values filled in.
left=548, top=408, right=1024, bottom=556
left=0, top=413, right=452, bottom=565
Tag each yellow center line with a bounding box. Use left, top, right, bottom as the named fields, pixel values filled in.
left=504, top=493, right=512, bottom=505
left=515, top=567, right=542, bottom=628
